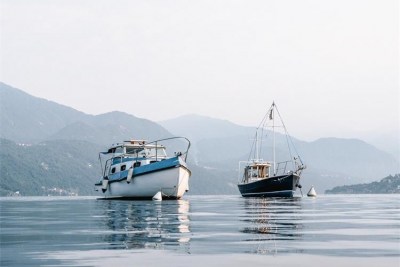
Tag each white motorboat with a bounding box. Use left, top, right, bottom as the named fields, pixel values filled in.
left=95, top=137, right=191, bottom=199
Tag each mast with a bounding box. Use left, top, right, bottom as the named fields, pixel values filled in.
left=255, top=130, right=259, bottom=161
left=272, top=102, right=276, bottom=175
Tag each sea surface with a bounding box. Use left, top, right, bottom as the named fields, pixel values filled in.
left=0, top=195, right=399, bottom=266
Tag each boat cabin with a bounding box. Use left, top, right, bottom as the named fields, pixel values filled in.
left=107, top=140, right=168, bottom=160
left=243, top=161, right=272, bottom=183
left=101, top=140, right=171, bottom=179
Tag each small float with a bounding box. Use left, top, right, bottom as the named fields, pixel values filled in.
left=307, top=186, right=317, bottom=197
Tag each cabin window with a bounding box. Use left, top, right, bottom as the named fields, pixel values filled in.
left=115, top=147, right=125, bottom=154
left=147, top=148, right=167, bottom=158
left=111, top=167, right=116, bottom=174
left=134, top=162, right=141, bottom=168
left=126, top=147, right=143, bottom=155
left=121, top=165, right=126, bottom=171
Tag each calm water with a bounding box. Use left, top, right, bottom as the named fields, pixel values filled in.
left=0, top=195, right=399, bottom=266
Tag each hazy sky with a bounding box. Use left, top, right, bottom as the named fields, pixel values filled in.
left=0, top=0, right=398, bottom=141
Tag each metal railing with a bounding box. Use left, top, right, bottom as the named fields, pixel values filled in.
left=145, top=136, right=191, bottom=161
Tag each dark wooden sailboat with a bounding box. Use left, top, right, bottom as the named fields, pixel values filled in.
left=237, top=102, right=306, bottom=197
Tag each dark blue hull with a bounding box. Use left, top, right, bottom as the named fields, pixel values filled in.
left=238, top=174, right=300, bottom=197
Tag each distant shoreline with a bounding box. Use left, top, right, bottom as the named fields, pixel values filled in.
left=325, top=174, right=400, bottom=194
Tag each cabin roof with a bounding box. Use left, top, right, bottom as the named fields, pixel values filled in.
left=248, top=161, right=272, bottom=167
left=102, top=140, right=166, bottom=154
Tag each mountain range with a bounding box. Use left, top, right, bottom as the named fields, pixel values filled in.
left=0, top=82, right=399, bottom=196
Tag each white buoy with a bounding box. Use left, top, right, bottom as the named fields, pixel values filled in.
left=127, top=167, right=134, bottom=183
left=152, top=191, right=162, bottom=201
left=307, top=186, right=317, bottom=197
left=102, top=178, right=109, bottom=193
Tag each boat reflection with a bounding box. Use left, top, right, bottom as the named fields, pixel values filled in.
left=240, top=197, right=303, bottom=254
left=99, top=199, right=191, bottom=252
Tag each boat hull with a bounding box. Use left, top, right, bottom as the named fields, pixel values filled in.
left=238, top=173, right=300, bottom=197
left=99, top=166, right=190, bottom=200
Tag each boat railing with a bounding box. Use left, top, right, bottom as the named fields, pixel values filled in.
left=101, top=155, right=142, bottom=178
left=238, top=161, right=251, bottom=183
left=275, top=160, right=293, bottom=176
left=102, top=158, right=111, bottom=178
left=145, top=136, right=191, bottom=161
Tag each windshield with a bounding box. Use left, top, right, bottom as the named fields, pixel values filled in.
left=126, top=147, right=146, bottom=157
left=147, top=147, right=167, bottom=158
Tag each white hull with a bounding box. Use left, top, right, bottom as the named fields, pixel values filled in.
left=102, top=166, right=190, bottom=199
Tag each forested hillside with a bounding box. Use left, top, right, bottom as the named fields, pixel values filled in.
left=325, top=174, right=400, bottom=194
